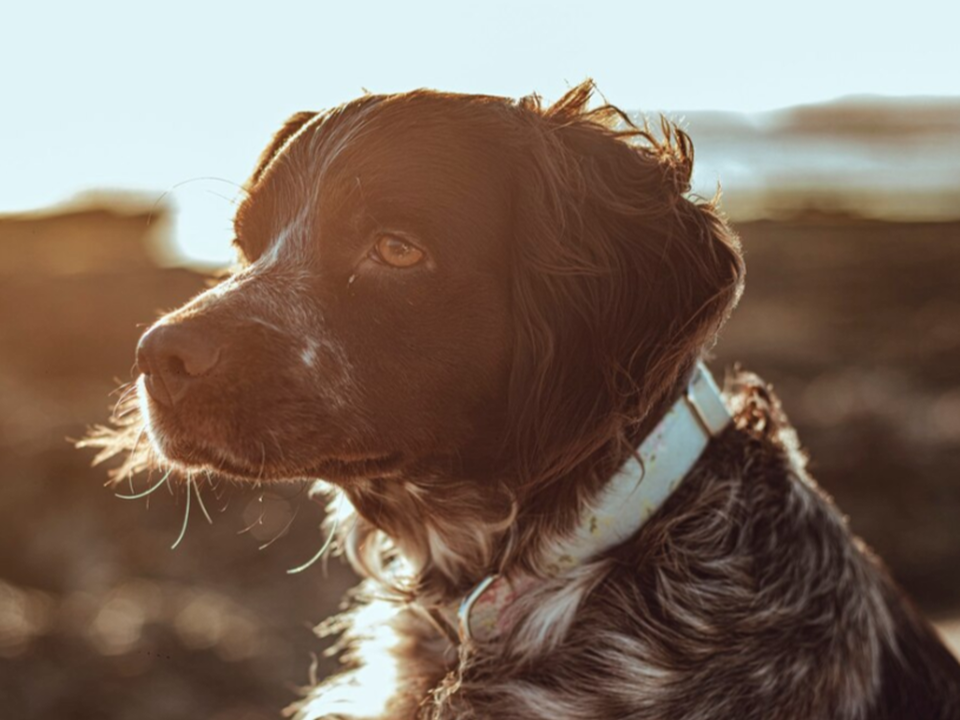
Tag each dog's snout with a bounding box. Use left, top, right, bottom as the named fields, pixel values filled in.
left=136, top=324, right=221, bottom=406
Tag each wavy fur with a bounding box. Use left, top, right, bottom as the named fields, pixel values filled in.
left=86, top=82, right=960, bottom=719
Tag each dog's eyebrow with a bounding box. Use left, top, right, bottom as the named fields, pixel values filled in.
left=232, top=187, right=288, bottom=258
left=337, top=165, right=498, bottom=245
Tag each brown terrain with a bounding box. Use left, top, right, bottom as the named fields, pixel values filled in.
left=0, top=203, right=958, bottom=719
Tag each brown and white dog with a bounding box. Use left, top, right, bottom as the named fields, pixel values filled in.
left=90, top=82, right=960, bottom=719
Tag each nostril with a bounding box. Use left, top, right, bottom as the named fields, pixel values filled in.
left=166, top=353, right=188, bottom=377
left=179, top=344, right=220, bottom=378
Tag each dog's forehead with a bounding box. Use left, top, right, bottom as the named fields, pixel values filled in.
left=314, top=101, right=511, bottom=208
left=246, top=97, right=515, bottom=257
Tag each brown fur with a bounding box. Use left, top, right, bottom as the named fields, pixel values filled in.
left=86, top=82, right=960, bottom=719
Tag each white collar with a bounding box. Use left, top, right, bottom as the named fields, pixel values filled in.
left=452, top=362, right=732, bottom=644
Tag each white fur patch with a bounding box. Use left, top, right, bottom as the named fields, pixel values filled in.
left=300, top=339, right=319, bottom=368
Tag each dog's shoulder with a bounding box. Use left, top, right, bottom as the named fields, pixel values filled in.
left=571, top=370, right=960, bottom=718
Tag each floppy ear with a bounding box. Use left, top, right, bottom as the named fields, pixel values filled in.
left=247, top=111, right=318, bottom=187
left=505, top=81, right=744, bottom=491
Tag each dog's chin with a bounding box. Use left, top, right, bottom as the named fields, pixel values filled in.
left=146, top=424, right=404, bottom=484
left=299, top=453, right=407, bottom=483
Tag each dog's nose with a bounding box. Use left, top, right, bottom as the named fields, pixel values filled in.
left=136, top=323, right=221, bottom=406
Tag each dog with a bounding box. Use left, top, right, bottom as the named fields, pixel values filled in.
left=89, top=82, right=960, bottom=719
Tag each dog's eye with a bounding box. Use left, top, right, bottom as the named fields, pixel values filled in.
left=371, top=235, right=425, bottom=269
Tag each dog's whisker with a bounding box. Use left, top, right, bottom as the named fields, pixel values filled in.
left=107, top=380, right=139, bottom=406
left=192, top=474, right=214, bottom=525
left=257, top=441, right=267, bottom=482
left=237, top=500, right=267, bottom=536
left=286, top=509, right=339, bottom=575
left=109, top=391, right=139, bottom=422
left=149, top=175, right=250, bottom=226
left=258, top=504, right=300, bottom=551
left=203, top=470, right=228, bottom=505
left=113, top=404, right=141, bottom=420
left=204, top=189, right=242, bottom=207
left=171, top=476, right=193, bottom=550
left=124, top=426, right=148, bottom=493
left=115, top=468, right=173, bottom=500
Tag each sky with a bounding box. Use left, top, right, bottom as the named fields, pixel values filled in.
left=2, top=0, right=959, bottom=265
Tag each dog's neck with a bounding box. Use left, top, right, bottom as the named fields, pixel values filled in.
left=336, top=363, right=731, bottom=642
left=451, top=362, right=731, bottom=643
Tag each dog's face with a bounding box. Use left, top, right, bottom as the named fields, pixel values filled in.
left=129, top=86, right=744, bottom=492
left=137, top=95, right=517, bottom=482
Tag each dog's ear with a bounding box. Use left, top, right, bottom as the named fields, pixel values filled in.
left=505, top=81, right=744, bottom=490
left=247, top=111, right=318, bottom=187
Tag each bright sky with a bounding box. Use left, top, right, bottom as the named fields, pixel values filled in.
left=3, top=0, right=959, bottom=266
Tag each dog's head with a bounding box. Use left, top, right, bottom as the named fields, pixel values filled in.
left=100, top=81, right=743, bottom=505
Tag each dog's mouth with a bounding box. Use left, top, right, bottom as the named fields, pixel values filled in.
left=138, top=383, right=404, bottom=483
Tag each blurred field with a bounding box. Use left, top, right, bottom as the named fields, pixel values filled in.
left=0, top=204, right=958, bottom=718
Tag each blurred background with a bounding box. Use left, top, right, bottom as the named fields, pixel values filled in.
left=1, top=2, right=959, bottom=718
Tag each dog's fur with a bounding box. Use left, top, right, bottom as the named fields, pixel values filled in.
left=89, top=82, right=960, bottom=719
